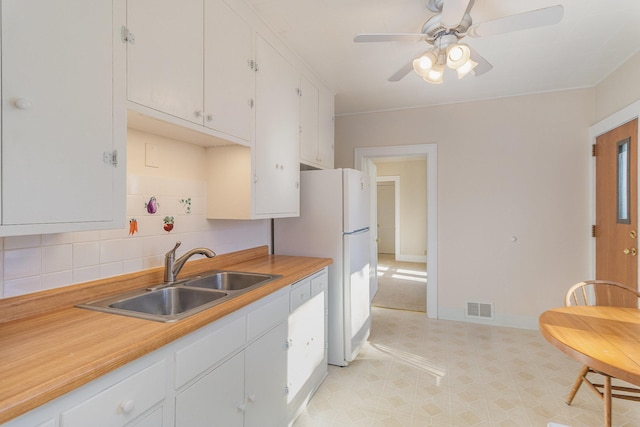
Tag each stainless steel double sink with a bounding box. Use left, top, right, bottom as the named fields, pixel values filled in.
left=78, top=271, right=281, bottom=322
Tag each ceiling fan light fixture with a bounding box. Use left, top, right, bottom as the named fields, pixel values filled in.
left=423, top=63, right=444, bottom=84
left=412, top=51, right=438, bottom=77
left=456, top=59, right=478, bottom=79
left=446, top=44, right=471, bottom=69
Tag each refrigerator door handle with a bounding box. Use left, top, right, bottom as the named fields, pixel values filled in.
left=344, top=227, right=369, bottom=236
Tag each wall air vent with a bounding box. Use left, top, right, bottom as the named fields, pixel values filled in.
left=465, top=301, right=493, bottom=320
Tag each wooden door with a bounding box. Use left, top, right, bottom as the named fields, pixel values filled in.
left=377, top=181, right=396, bottom=254
left=595, top=118, right=639, bottom=305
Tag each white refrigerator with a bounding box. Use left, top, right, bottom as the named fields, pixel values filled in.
left=274, top=168, right=371, bottom=366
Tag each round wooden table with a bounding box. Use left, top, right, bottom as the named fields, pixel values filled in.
left=539, top=306, right=640, bottom=426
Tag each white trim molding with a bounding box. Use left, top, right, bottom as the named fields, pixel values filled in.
left=355, top=144, right=438, bottom=319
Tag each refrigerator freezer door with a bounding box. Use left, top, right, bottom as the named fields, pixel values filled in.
left=343, top=228, right=371, bottom=363
left=343, top=169, right=370, bottom=233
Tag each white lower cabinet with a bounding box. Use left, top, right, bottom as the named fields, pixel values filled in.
left=174, top=289, right=289, bottom=427
left=176, top=352, right=244, bottom=427
left=61, top=360, right=166, bottom=427
left=130, top=407, right=164, bottom=427
left=287, top=269, right=328, bottom=423
left=2, top=271, right=327, bottom=427
left=175, top=321, right=288, bottom=427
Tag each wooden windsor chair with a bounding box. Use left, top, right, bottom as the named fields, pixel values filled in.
left=564, top=280, right=640, bottom=427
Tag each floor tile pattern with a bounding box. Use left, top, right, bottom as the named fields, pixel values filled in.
left=294, top=307, right=640, bottom=426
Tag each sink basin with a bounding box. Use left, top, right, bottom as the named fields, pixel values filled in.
left=110, top=287, right=227, bottom=316
left=78, top=270, right=280, bottom=322
left=184, top=271, right=279, bottom=291
left=79, top=287, right=229, bottom=322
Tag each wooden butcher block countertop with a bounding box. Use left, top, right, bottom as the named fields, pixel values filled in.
left=0, top=245, right=331, bottom=424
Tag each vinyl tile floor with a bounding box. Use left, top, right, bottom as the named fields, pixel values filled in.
left=293, top=307, right=640, bottom=427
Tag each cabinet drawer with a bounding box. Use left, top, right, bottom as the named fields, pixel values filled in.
left=247, top=290, right=289, bottom=342
left=290, top=280, right=311, bottom=312
left=175, top=315, right=246, bottom=388
left=61, top=360, right=166, bottom=427
left=310, top=273, right=327, bottom=298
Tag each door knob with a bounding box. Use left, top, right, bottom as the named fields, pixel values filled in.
left=623, top=248, right=637, bottom=256
left=631, top=230, right=638, bottom=239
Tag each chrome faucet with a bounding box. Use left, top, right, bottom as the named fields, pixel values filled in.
left=164, top=241, right=216, bottom=283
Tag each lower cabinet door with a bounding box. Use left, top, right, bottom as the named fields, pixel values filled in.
left=175, top=352, right=244, bottom=427
left=244, top=321, right=287, bottom=427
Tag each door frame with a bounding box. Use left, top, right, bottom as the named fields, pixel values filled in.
left=590, top=100, right=640, bottom=282
left=376, top=176, right=400, bottom=257
left=355, top=144, right=438, bottom=318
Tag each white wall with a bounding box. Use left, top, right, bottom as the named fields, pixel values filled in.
left=595, top=51, right=640, bottom=122
left=375, top=159, right=427, bottom=261
left=336, top=89, right=594, bottom=328
left=0, top=129, right=270, bottom=298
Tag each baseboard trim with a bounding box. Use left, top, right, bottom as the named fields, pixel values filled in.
left=393, top=254, right=427, bottom=263
left=438, top=306, right=539, bottom=330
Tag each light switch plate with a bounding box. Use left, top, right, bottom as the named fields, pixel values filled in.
left=145, top=143, right=159, bottom=168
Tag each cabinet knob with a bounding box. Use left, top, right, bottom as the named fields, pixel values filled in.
left=237, top=402, right=247, bottom=412
left=14, top=98, right=32, bottom=110
left=206, top=114, right=214, bottom=122
left=247, top=393, right=256, bottom=403
left=119, top=400, right=135, bottom=414
left=194, top=111, right=202, bottom=118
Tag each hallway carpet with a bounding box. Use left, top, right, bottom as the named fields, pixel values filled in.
left=372, top=254, right=427, bottom=313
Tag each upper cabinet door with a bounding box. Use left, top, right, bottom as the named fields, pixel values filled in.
left=299, top=75, right=319, bottom=166
left=1, top=0, right=125, bottom=229
left=318, top=87, right=335, bottom=169
left=204, top=0, right=253, bottom=143
left=127, top=0, right=204, bottom=124
left=254, top=35, right=300, bottom=217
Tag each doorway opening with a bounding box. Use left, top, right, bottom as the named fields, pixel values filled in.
left=372, top=169, right=427, bottom=312
left=355, top=144, right=438, bottom=318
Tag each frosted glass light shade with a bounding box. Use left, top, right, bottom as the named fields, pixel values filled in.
left=456, top=59, right=478, bottom=78
left=446, top=44, right=471, bottom=69
left=423, top=63, right=444, bottom=84
left=412, top=51, right=438, bottom=77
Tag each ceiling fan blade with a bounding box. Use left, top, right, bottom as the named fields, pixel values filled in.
left=441, top=0, right=473, bottom=29
left=468, top=5, right=563, bottom=38
left=388, top=60, right=415, bottom=82
left=468, top=47, right=492, bottom=76
left=354, top=33, right=427, bottom=43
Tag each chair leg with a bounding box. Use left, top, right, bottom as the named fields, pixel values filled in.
left=567, top=365, right=590, bottom=405
left=604, top=375, right=612, bottom=427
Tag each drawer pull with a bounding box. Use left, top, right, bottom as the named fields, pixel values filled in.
left=119, top=400, right=135, bottom=414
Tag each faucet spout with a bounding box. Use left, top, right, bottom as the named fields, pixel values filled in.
left=164, top=241, right=216, bottom=283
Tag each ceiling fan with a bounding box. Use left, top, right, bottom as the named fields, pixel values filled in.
left=353, top=0, right=564, bottom=84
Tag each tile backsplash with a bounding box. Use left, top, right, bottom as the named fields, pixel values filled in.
left=0, top=174, right=270, bottom=298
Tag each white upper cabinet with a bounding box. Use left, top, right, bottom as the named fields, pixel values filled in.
left=253, top=35, right=300, bottom=217
left=126, top=0, right=254, bottom=145
left=126, top=0, right=204, bottom=124
left=318, top=86, right=335, bottom=169
left=204, top=0, right=253, bottom=143
left=0, top=0, right=126, bottom=235
left=300, top=80, right=334, bottom=170
left=299, top=76, right=320, bottom=167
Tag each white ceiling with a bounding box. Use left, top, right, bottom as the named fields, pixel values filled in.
left=246, top=0, right=640, bottom=116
